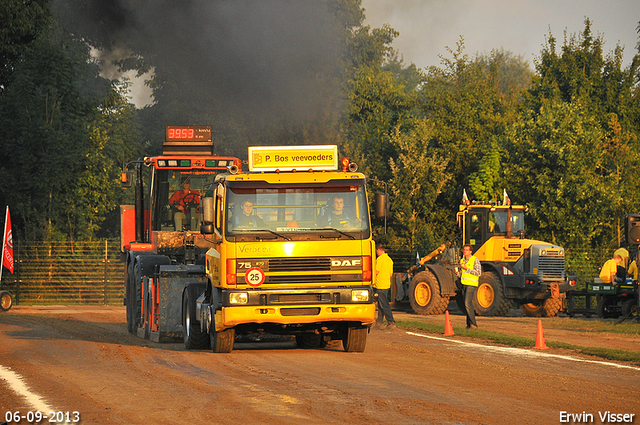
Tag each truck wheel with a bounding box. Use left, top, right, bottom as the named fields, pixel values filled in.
left=342, top=324, right=367, bottom=352
left=0, top=291, right=13, bottom=311
left=211, top=327, right=235, bottom=353
left=182, top=284, right=209, bottom=350
left=521, top=298, right=562, bottom=317
left=409, top=271, right=449, bottom=315
left=473, top=271, right=510, bottom=316
left=296, top=333, right=322, bottom=349
left=621, top=299, right=638, bottom=317
left=125, top=262, right=142, bottom=334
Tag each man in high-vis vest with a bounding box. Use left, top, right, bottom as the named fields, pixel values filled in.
left=373, top=243, right=396, bottom=330
left=460, top=244, right=481, bottom=329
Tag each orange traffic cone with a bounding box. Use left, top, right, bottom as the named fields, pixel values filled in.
left=444, top=310, right=455, bottom=336
left=534, top=319, right=549, bottom=349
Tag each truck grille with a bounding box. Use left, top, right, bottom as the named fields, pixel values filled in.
left=268, top=275, right=332, bottom=283
left=538, top=255, right=565, bottom=281
left=268, top=257, right=331, bottom=272
left=281, top=307, right=321, bottom=316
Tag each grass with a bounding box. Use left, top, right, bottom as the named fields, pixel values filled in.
left=543, top=317, right=640, bottom=336
left=397, top=319, right=640, bottom=365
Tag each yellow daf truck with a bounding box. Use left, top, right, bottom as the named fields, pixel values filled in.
left=187, top=145, right=377, bottom=353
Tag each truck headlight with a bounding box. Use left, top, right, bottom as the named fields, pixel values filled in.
left=229, top=292, right=248, bottom=304
left=351, top=289, right=369, bottom=302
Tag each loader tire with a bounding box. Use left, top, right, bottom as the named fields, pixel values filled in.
left=409, top=270, right=449, bottom=315
left=521, top=298, right=563, bottom=317
left=182, top=283, right=209, bottom=350
left=473, top=271, right=510, bottom=317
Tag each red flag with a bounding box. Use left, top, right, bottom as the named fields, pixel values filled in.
left=2, top=207, right=14, bottom=274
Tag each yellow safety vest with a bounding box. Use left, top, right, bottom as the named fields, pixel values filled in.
left=460, top=256, right=479, bottom=287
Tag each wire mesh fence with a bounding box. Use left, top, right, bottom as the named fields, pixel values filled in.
left=0, top=240, right=125, bottom=306
left=0, top=239, right=623, bottom=307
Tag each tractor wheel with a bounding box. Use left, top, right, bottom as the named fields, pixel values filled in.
left=182, top=284, right=209, bottom=350
left=408, top=270, right=449, bottom=315
left=0, top=291, right=13, bottom=311
left=621, top=299, right=638, bottom=318
left=473, top=271, right=510, bottom=316
left=296, top=333, right=322, bottom=349
left=342, top=324, right=367, bottom=352
left=211, top=326, right=235, bottom=353
left=521, top=298, right=563, bottom=317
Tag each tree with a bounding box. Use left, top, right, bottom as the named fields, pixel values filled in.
left=0, top=24, right=139, bottom=241
left=0, top=0, right=51, bottom=94
left=419, top=39, right=523, bottom=235
left=513, top=19, right=640, bottom=249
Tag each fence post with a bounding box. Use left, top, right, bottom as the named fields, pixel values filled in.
left=104, top=240, right=108, bottom=305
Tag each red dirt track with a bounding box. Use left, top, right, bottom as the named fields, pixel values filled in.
left=0, top=306, right=639, bottom=424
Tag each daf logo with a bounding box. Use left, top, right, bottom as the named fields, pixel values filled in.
left=332, top=259, right=361, bottom=267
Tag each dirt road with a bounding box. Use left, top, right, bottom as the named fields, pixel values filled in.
left=1, top=306, right=639, bottom=425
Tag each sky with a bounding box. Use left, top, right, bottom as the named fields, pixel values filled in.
left=361, top=0, right=640, bottom=70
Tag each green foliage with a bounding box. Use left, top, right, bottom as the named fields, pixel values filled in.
left=468, top=141, right=501, bottom=203
left=0, top=0, right=51, bottom=94
left=387, top=120, right=449, bottom=252
left=511, top=18, right=640, bottom=249
left=0, top=24, right=140, bottom=241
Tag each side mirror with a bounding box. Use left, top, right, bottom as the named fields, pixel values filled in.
left=374, top=193, right=388, bottom=219
left=121, top=171, right=133, bottom=189
left=200, top=196, right=215, bottom=234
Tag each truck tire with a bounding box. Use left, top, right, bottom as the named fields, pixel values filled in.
left=182, top=284, right=209, bottom=350
left=126, top=262, right=142, bottom=334
left=296, top=333, right=322, bottom=349
left=521, top=298, right=562, bottom=317
left=211, top=327, right=235, bottom=353
left=473, top=271, right=510, bottom=317
left=409, top=271, right=449, bottom=315
left=621, top=299, right=638, bottom=318
left=0, top=291, right=12, bottom=311
left=342, top=324, right=367, bottom=352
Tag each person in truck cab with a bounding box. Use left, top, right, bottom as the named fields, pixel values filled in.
left=169, top=177, right=200, bottom=231
left=233, top=200, right=264, bottom=228
left=320, top=196, right=355, bottom=229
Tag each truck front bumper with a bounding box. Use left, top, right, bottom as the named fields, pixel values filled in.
left=215, top=303, right=375, bottom=330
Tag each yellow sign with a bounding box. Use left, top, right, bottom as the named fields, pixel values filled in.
left=248, top=145, right=338, bottom=172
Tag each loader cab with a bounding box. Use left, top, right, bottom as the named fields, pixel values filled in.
left=458, top=204, right=525, bottom=253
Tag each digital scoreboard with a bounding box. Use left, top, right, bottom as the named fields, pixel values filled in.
left=163, top=126, right=213, bottom=155
left=165, top=125, right=212, bottom=142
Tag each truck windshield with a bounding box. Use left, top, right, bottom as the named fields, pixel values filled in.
left=487, top=210, right=525, bottom=234
left=225, top=180, right=370, bottom=240
left=153, top=169, right=218, bottom=232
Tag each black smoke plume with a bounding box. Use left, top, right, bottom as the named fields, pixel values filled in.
left=52, top=0, right=346, bottom=151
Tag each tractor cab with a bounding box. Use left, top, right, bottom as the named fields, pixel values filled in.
left=457, top=204, right=526, bottom=254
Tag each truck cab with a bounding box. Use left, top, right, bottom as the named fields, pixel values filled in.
left=195, top=145, right=377, bottom=352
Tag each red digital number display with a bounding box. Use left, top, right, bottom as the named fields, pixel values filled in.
left=167, top=128, right=195, bottom=140
left=165, top=126, right=211, bottom=142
